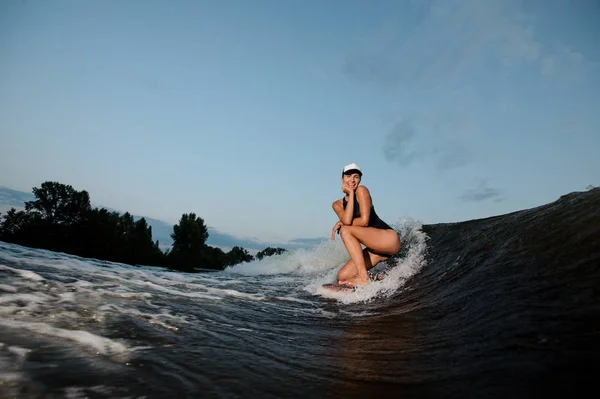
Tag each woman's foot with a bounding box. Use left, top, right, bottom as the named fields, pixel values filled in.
left=338, top=275, right=370, bottom=287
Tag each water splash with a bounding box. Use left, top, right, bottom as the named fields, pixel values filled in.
left=308, top=218, right=429, bottom=304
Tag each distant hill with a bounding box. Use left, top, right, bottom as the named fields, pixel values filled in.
left=0, top=187, right=35, bottom=208
left=0, top=187, right=325, bottom=252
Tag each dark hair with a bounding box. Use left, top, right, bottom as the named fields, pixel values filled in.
left=342, top=169, right=362, bottom=177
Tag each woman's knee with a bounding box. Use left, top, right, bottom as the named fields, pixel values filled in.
left=339, top=226, right=353, bottom=241
left=392, top=233, right=401, bottom=253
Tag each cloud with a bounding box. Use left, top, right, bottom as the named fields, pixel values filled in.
left=138, top=76, right=165, bottom=92
left=459, top=179, right=504, bottom=202
left=433, top=142, right=474, bottom=171
left=541, top=46, right=587, bottom=81
left=382, top=115, right=474, bottom=171
left=344, top=0, right=587, bottom=87
left=382, top=120, right=420, bottom=167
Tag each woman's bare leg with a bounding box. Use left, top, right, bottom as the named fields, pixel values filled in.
left=339, top=226, right=400, bottom=286
left=337, top=248, right=385, bottom=282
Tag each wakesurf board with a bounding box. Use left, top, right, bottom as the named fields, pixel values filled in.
left=321, top=283, right=356, bottom=292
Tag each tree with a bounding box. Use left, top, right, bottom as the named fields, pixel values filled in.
left=171, top=213, right=209, bottom=250
left=80, top=207, right=123, bottom=260
left=126, top=217, right=162, bottom=265
left=256, top=246, right=287, bottom=260
left=199, top=245, right=228, bottom=270
left=0, top=181, right=168, bottom=268
left=0, top=208, right=40, bottom=241
left=25, top=181, right=91, bottom=225
left=117, top=212, right=132, bottom=234
left=168, top=213, right=209, bottom=270
left=225, top=246, right=254, bottom=266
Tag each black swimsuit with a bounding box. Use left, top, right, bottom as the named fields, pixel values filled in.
left=342, top=196, right=393, bottom=230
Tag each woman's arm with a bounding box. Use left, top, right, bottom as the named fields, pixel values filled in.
left=350, top=186, right=372, bottom=227
left=332, top=194, right=354, bottom=225
left=331, top=186, right=372, bottom=226
left=331, top=221, right=343, bottom=240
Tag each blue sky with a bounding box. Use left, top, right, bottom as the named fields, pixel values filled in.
left=1, top=0, right=599, bottom=247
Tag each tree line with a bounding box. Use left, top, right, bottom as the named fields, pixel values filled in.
left=0, top=181, right=287, bottom=271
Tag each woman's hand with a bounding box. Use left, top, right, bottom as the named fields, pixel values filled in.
left=341, top=182, right=355, bottom=195
left=331, top=221, right=343, bottom=240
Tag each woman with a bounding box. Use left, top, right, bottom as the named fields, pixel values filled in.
left=331, top=163, right=401, bottom=287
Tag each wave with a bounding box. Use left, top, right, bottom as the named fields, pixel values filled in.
left=0, top=188, right=598, bottom=398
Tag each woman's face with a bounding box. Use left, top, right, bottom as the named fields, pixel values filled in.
left=342, top=173, right=361, bottom=191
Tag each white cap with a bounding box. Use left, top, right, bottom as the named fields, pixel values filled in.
left=342, top=163, right=362, bottom=176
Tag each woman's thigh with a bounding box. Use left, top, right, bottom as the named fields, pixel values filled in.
left=340, top=226, right=400, bottom=255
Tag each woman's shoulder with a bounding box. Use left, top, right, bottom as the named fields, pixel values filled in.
left=356, top=185, right=370, bottom=194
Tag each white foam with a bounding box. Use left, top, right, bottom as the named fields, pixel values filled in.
left=0, top=343, right=25, bottom=384
left=204, top=287, right=266, bottom=301
left=7, top=345, right=31, bottom=359
left=0, top=284, right=18, bottom=293
left=96, top=290, right=153, bottom=300
left=58, top=292, right=76, bottom=302
left=0, top=306, right=19, bottom=316
left=0, top=264, right=45, bottom=281
left=96, top=303, right=189, bottom=332
left=0, top=372, right=23, bottom=383
left=128, top=280, right=221, bottom=301
left=0, top=292, right=53, bottom=303
left=121, top=271, right=277, bottom=302
left=0, top=253, right=95, bottom=274
left=223, top=239, right=349, bottom=276
left=274, top=296, right=314, bottom=304
left=63, top=385, right=114, bottom=399
left=64, top=387, right=87, bottom=399
left=0, top=318, right=129, bottom=358
left=72, top=280, right=94, bottom=288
